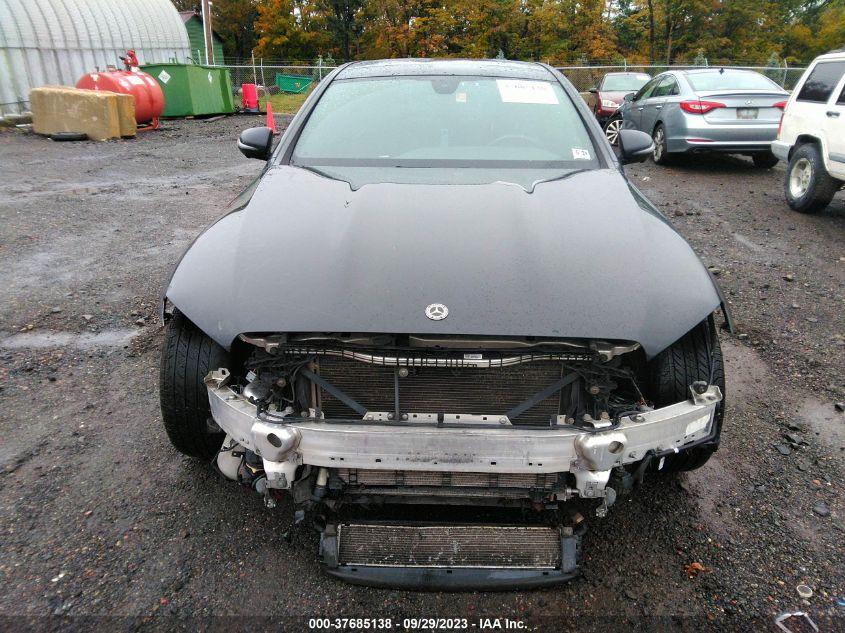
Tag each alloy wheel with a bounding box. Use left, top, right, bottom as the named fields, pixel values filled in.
left=653, top=127, right=665, bottom=162
left=604, top=118, right=622, bottom=146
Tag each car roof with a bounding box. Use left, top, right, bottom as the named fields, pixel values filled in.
left=680, top=68, right=762, bottom=75
left=336, top=58, right=554, bottom=81
left=813, top=50, right=845, bottom=62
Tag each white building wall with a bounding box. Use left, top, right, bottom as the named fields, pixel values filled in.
left=0, top=0, right=191, bottom=115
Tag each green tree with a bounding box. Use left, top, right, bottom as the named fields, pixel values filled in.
left=254, top=0, right=329, bottom=60
left=213, top=0, right=260, bottom=60
left=318, top=0, right=365, bottom=60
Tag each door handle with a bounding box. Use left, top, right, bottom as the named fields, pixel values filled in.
left=637, top=107, right=644, bottom=111
left=827, top=111, right=840, bottom=118
left=655, top=105, right=663, bottom=109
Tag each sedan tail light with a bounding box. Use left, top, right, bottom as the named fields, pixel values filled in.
left=773, top=101, right=787, bottom=110
left=679, top=100, right=726, bottom=114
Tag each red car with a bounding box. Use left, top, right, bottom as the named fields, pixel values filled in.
left=586, top=72, right=652, bottom=144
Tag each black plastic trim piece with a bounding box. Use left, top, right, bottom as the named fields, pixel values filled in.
left=320, top=522, right=581, bottom=590
left=325, top=565, right=580, bottom=591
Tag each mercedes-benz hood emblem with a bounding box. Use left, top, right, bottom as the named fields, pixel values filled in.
left=425, top=303, right=449, bottom=320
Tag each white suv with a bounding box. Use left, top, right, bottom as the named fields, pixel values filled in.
left=772, top=50, right=845, bottom=213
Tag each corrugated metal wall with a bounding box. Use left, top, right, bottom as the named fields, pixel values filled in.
left=0, top=0, right=191, bottom=115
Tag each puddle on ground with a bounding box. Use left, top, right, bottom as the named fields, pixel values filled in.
left=0, top=329, right=139, bottom=350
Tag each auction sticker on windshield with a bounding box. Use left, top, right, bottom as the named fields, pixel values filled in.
left=496, top=79, right=559, bottom=104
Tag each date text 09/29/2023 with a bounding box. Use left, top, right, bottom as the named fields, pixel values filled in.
left=307, top=617, right=527, bottom=630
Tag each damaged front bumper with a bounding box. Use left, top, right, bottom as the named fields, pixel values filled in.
left=204, top=369, right=722, bottom=503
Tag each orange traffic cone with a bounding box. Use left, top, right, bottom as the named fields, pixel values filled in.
left=265, top=101, right=277, bottom=135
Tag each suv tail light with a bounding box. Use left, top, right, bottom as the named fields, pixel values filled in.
left=679, top=100, right=726, bottom=114
left=775, top=101, right=787, bottom=136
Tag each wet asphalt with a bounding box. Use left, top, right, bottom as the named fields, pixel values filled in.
left=0, top=117, right=843, bottom=631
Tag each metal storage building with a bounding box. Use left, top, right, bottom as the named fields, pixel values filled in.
left=0, top=0, right=191, bottom=116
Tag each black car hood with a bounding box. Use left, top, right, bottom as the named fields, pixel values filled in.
left=166, top=166, right=721, bottom=358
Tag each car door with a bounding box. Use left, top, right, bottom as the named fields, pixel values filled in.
left=825, top=70, right=845, bottom=179
left=640, top=75, right=678, bottom=133
left=625, top=76, right=661, bottom=130
left=791, top=60, right=845, bottom=176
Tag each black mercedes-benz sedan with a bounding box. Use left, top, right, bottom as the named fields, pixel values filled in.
left=159, top=59, right=728, bottom=589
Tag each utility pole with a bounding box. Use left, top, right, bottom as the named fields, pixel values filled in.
left=201, top=0, right=214, bottom=65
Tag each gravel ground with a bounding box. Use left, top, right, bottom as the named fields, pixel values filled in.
left=0, top=117, right=843, bottom=631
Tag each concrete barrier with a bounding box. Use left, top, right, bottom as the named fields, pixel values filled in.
left=30, top=86, right=136, bottom=140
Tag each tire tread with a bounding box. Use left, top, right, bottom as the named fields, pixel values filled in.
left=159, top=310, right=228, bottom=458
left=649, top=319, right=725, bottom=472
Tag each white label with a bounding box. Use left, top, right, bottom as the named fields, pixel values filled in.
left=685, top=413, right=711, bottom=437
left=208, top=72, right=213, bottom=83
left=455, top=91, right=467, bottom=103
left=463, top=353, right=483, bottom=360
left=158, top=70, right=171, bottom=84
left=572, top=148, right=591, bottom=160
left=496, top=79, right=558, bottom=104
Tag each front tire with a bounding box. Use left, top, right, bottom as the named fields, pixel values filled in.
left=652, top=123, right=672, bottom=165
left=785, top=143, right=839, bottom=214
left=752, top=151, right=779, bottom=169
left=648, top=319, right=725, bottom=472
left=604, top=116, right=622, bottom=147
left=159, top=310, right=229, bottom=459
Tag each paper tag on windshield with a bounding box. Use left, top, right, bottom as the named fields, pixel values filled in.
left=496, top=79, right=558, bottom=104
left=455, top=91, right=467, bottom=103
left=572, top=148, right=591, bottom=160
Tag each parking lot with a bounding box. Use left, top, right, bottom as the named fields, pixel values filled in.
left=0, top=115, right=843, bottom=629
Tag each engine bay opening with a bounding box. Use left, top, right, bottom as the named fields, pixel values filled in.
left=229, top=333, right=650, bottom=427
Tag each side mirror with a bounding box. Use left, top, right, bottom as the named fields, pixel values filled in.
left=618, top=129, right=654, bottom=164
left=238, top=127, right=273, bottom=160
left=623, top=92, right=635, bottom=102
left=588, top=88, right=598, bottom=94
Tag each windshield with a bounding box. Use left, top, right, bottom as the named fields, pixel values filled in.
left=686, top=70, right=781, bottom=91
left=601, top=74, right=651, bottom=91
left=291, top=75, right=599, bottom=190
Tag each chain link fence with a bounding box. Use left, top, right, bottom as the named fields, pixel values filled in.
left=208, top=61, right=807, bottom=100
left=215, top=62, right=338, bottom=98
left=1, top=61, right=808, bottom=121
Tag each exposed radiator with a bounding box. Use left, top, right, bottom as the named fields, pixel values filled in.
left=317, top=356, right=567, bottom=424
left=337, top=524, right=562, bottom=569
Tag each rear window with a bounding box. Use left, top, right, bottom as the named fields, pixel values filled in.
left=797, top=61, right=845, bottom=103
left=686, top=70, right=781, bottom=92
left=600, top=74, right=651, bottom=91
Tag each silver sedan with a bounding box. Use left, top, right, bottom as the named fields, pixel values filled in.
left=613, top=69, right=789, bottom=167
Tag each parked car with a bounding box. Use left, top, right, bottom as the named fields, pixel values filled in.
left=583, top=71, right=651, bottom=143
left=772, top=50, right=845, bottom=213
left=159, top=59, right=728, bottom=589
left=610, top=68, right=788, bottom=166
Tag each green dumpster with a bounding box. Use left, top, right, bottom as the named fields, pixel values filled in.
left=141, top=63, right=234, bottom=117
left=275, top=74, right=313, bottom=94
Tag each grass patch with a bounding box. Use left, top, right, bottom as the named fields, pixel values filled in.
left=260, top=90, right=312, bottom=115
